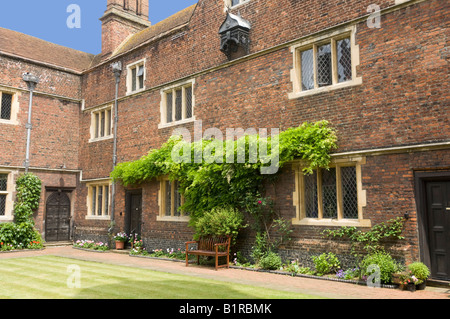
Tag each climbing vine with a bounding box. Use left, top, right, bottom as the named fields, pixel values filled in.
left=111, top=120, right=338, bottom=237
left=0, top=173, right=43, bottom=251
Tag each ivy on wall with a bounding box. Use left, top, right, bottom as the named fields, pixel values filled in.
left=0, top=173, right=44, bottom=250
left=111, top=121, right=338, bottom=228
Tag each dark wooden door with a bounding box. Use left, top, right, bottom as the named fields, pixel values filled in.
left=426, top=181, right=450, bottom=281
left=46, top=192, right=71, bottom=242
left=126, top=191, right=142, bottom=237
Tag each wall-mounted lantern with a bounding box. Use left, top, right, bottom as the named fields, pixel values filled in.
left=219, top=12, right=251, bottom=60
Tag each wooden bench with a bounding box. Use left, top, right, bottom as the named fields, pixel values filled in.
left=185, top=235, right=231, bottom=270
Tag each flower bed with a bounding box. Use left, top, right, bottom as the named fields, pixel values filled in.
left=73, top=240, right=109, bottom=252
left=0, top=240, right=44, bottom=252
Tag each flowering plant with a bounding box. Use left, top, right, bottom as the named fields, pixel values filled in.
left=399, top=271, right=420, bottom=285
left=114, top=232, right=128, bottom=242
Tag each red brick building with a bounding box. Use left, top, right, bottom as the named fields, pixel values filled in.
left=0, top=0, right=448, bottom=281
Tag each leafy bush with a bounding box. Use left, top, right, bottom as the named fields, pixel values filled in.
left=283, top=260, right=313, bottom=275
left=312, top=253, right=341, bottom=275
left=0, top=173, right=44, bottom=250
left=258, top=251, right=282, bottom=270
left=193, top=206, right=247, bottom=243
left=361, top=251, right=401, bottom=284
left=0, top=222, right=43, bottom=250
left=408, top=262, right=430, bottom=283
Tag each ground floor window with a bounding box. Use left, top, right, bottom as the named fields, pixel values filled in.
left=0, top=171, right=14, bottom=220
left=158, top=177, right=189, bottom=221
left=0, top=173, right=8, bottom=216
left=86, top=181, right=110, bottom=219
left=292, top=158, right=370, bottom=226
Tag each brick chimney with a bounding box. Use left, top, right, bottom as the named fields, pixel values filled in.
left=100, top=0, right=151, bottom=57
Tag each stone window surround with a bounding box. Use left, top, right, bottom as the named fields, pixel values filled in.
left=0, top=170, right=16, bottom=222
left=126, top=58, right=146, bottom=95
left=85, top=179, right=111, bottom=220
left=158, top=78, right=196, bottom=129
left=0, top=88, right=20, bottom=126
left=89, top=104, right=113, bottom=143
left=289, top=25, right=362, bottom=99
left=292, top=156, right=370, bottom=227
left=157, top=176, right=189, bottom=222
left=224, top=0, right=251, bottom=10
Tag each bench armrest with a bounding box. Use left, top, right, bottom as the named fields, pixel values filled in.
left=214, top=242, right=229, bottom=247
left=185, top=241, right=199, bottom=244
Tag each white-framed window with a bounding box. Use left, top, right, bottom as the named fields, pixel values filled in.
left=89, top=105, right=113, bottom=142
left=0, top=90, right=19, bottom=125
left=159, top=79, right=195, bottom=128
left=289, top=25, right=362, bottom=99
left=157, top=177, right=189, bottom=222
left=0, top=171, right=15, bottom=221
left=292, top=157, right=370, bottom=227
left=126, top=59, right=146, bottom=94
left=86, top=181, right=111, bottom=219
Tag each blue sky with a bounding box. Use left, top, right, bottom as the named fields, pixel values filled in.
left=0, top=0, right=198, bottom=54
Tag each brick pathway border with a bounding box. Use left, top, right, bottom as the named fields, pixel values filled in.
left=1, top=246, right=449, bottom=299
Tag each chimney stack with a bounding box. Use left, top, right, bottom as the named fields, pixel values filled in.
left=100, top=0, right=151, bottom=57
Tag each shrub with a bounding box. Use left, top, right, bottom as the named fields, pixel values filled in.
left=258, top=251, right=282, bottom=270
left=408, top=262, right=430, bottom=283
left=312, top=253, right=341, bottom=276
left=193, top=206, right=247, bottom=244
left=361, top=251, right=401, bottom=284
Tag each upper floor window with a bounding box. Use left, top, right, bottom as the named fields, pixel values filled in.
left=127, top=59, right=145, bottom=94
left=0, top=92, right=12, bottom=121
left=90, top=105, right=113, bottom=142
left=159, top=79, right=195, bottom=128
left=0, top=90, right=19, bottom=125
left=289, top=25, right=361, bottom=99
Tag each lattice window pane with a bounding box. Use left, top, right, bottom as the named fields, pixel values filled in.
left=175, top=89, right=182, bottom=121
left=131, top=67, right=137, bottom=92
left=97, top=186, right=103, bottom=216
left=174, top=181, right=181, bottom=217
left=165, top=181, right=172, bottom=216
left=342, top=166, right=358, bottom=219
left=0, top=194, right=6, bottom=216
left=166, top=92, right=173, bottom=123
left=185, top=86, right=193, bottom=119
left=301, top=49, right=314, bottom=91
left=137, top=65, right=144, bottom=89
left=100, top=111, right=105, bottom=137
left=106, top=110, right=112, bottom=136
left=317, top=43, right=332, bottom=87
left=104, top=185, right=109, bottom=216
left=304, top=171, right=318, bottom=218
left=91, top=187, right=96, bottom=215
left=1, top=93, right=12, bottom=120
left=232, top=0, right=240, bottom=5
left=337, top=38, right=352, bottom=83
left=0, top=174, right=7, bottom=191
left=322, top=168, right=337, bottom=218
left=95, top=113, right=100, bottom=138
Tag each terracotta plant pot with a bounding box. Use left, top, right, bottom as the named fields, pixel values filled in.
left=115, top=241, right=125, bottom=250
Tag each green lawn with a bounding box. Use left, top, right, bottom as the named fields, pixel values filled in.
left=0, top=256, right=322, bottom=299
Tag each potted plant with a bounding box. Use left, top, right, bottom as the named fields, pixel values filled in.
left=408, top=262, right=430, bottom=290
left=398, top=271, right=419, bottom=292
left=114, top=232, right=128, bottom=250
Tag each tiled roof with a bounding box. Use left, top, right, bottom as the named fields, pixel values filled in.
left=0, top=27, right=95, bottom=73
left=112, top=4, right=197, bottom=57
left=0, top=3, right=197, bottom=72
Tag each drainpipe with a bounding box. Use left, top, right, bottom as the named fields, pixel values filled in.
left=110, top=61, right=122, bottom=226
left=22, top=73, right=39, bottom=174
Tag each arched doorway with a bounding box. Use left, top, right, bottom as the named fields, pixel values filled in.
left=45, top=192, right=71, bottom=242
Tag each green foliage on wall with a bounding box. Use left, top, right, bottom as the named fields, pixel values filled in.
left=0, top=173, right=44, bottom=251
left=111, top=121, right=337, bottom=240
